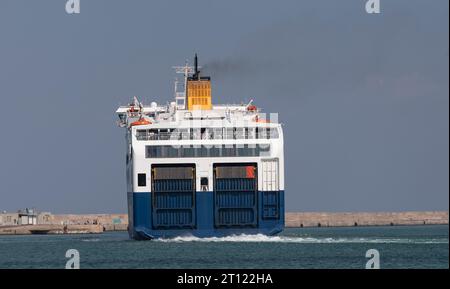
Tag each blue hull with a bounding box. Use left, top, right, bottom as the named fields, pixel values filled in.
left=128, top=191, right=285, bottom=240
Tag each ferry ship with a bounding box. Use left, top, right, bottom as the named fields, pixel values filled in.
left=116, top=55, right=284, bottom=239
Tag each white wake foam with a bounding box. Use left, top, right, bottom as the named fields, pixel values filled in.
left=81, top=238, right=101, bottom=242
left=154, top=234, right=448, bottom=244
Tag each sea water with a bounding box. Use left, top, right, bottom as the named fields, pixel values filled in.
left=0, top=225, right=447, bottom=269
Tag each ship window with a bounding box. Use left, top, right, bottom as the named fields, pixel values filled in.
left=145, top=144, right=270, bottom=158
left=180, top=128, right=190, bottom=140
left=209, top=146, right=218, bottom=157
left=136, top=129, right=158, bottom=140
left=200, top=146, right=210, bottom=157
left=224, top=128, right=234, bottom=139
left=237, top=144, right=253, bottom=156
left=137, top=173, right=146, bottom=187
left=137, top=127, right=278, bottom=141
left=170, top=129, right=181, bottom=140
left=159, top=129, right=171, bottom=140
left=201, top=177, right=208, bottom=186
left=256, top=127, right=268, bottom=139
left=191, top=128, right=199, bottom=140
left=136, top=130, right=147, bottom=140
left=212, top=128, right=223, bottom=139
left=235, top=128, right=245, bottom=139
left=258, top=144, right=271, bottom=156
left=201, top=128, right=212, bottom=140
left=183, top=146, right=195, bottom=158
left=245, top=128, right=253, bottom=139
left=254, top=127, right=275, bottom=139
left=269, top=128, right=279, bottom=139
left=221, top=145, right=234, bottom=157
left=167, top=146, right=179, bottom=158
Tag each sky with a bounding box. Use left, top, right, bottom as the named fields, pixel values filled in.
left=0, top=0, right=448, bottom=213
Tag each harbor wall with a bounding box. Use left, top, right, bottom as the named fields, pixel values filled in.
left=0, top=224, right=104, bottom=235
left=0, top=213, right=128, bottom=234
left=0, top=211, right=448, bottom=234
left=285, top=211, right=449, bottom=227
left=41, top=211, right=450, bottom=228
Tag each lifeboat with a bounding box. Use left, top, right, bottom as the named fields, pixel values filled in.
left=130, top=118, right=151, bottom=127
left=247, top=104, right=257, bottom=112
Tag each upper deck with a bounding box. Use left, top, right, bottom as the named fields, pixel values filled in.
left=116, top=103, right=280, bottom=127
left=116, top=54, right=283, bottom=142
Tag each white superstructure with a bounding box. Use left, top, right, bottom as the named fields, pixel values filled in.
left=116, top=55, right=285, bottom=239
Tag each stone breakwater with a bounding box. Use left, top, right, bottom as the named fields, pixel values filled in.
left=0, top=213, right=128, bottom=235
left=285, top=211, right=449, bottom=227
left=0, top=224, right=104, bottom=235
left=0, top=211, right=448, bottom=235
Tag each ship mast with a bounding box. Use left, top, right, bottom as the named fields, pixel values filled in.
left=173, top=54, right=204, bottom=110
left=173, top=60, right=194, bottom=110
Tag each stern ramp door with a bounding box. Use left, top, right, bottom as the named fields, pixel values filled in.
left=214, top=164, right=257, bottom=227
left=151, top=165, right=196, bottom=229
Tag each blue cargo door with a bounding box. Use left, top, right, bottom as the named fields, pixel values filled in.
left=151, top=164, right=196, bottom=229
left=214, top=163, right=258, bottom=228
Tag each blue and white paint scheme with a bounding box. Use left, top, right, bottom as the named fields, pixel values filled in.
left=116, top=56, right=285, bottom=240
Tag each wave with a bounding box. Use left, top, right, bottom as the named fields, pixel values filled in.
left=81, top=238, right=101, bottom=242
left=155, top=234, right=449, bottom=244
